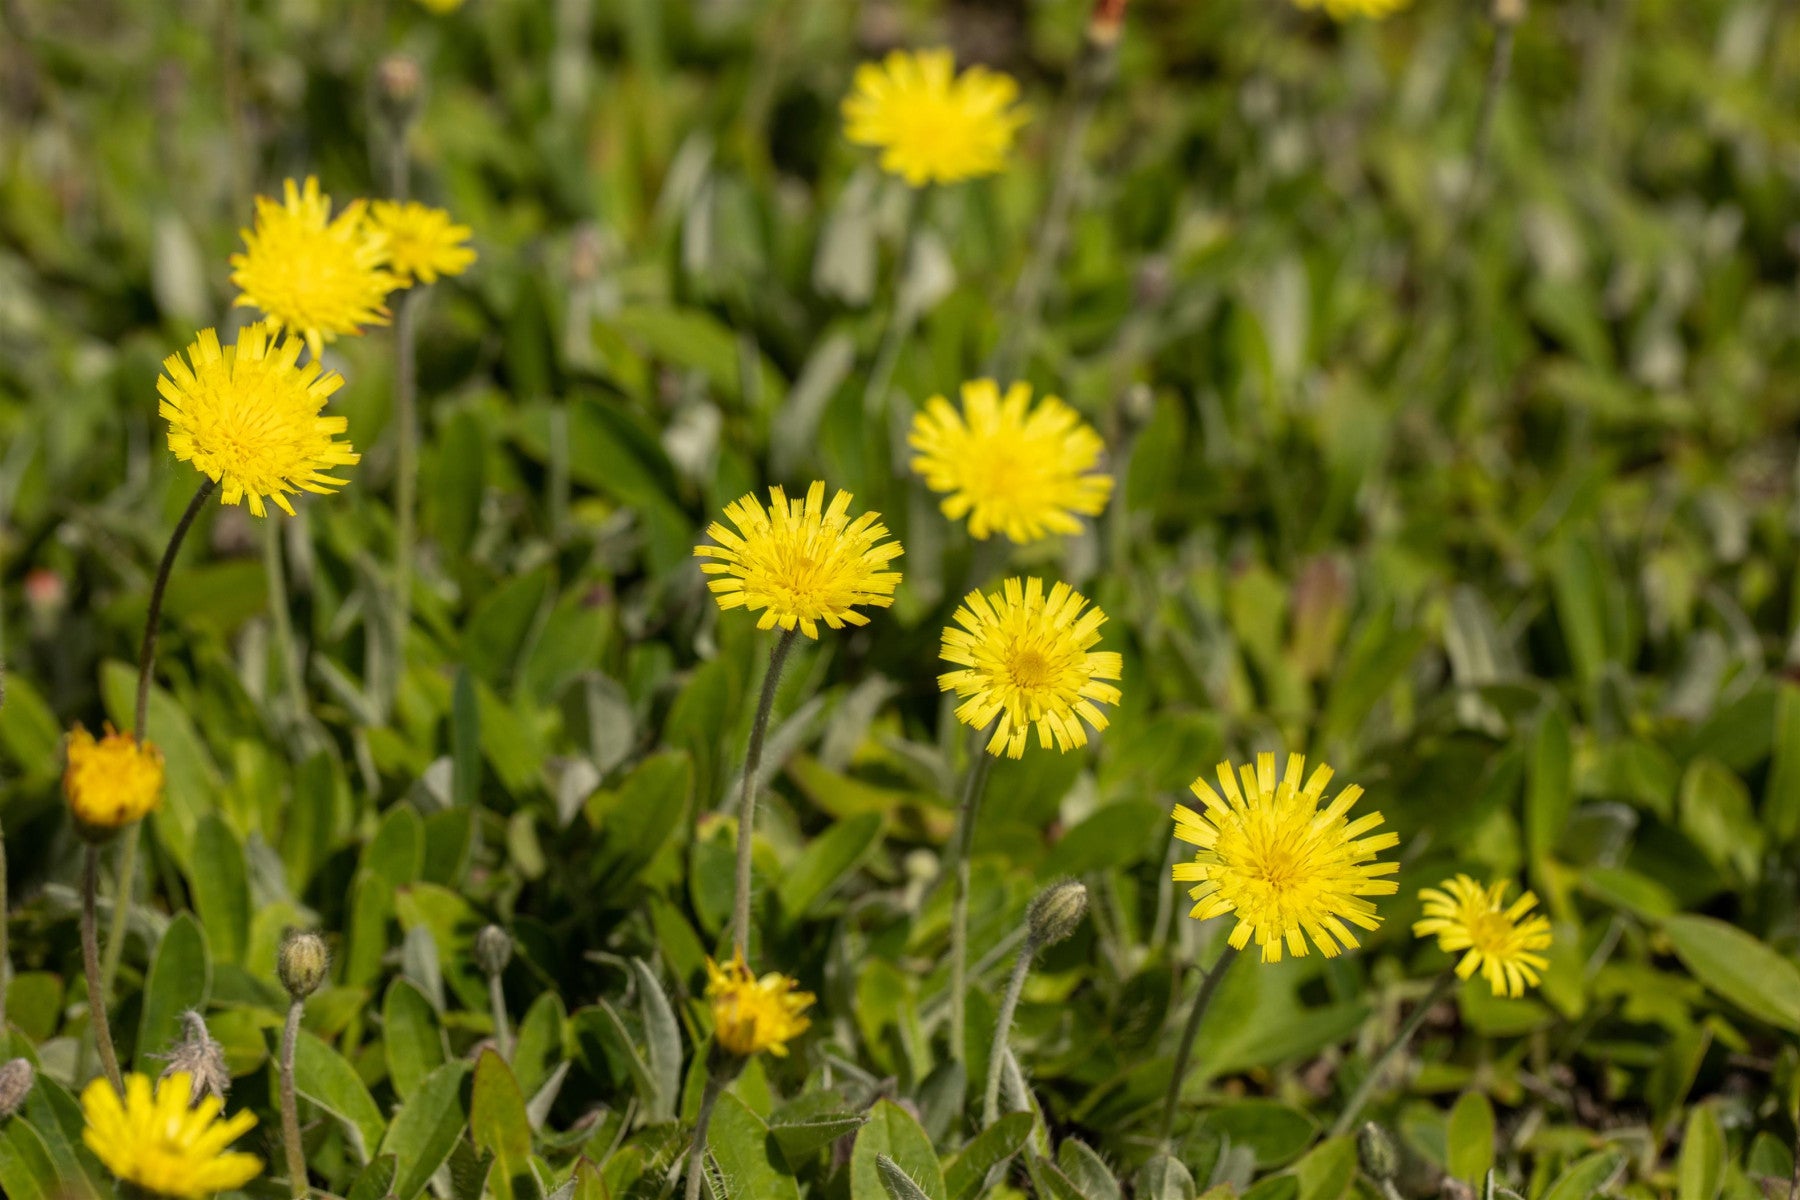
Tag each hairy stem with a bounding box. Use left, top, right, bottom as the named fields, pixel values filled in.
left=1159, top=943, right=1240, bottom=1145
left=81, top=846, right=123, bottom=1095
left=682, top=1070, right=727, bottom=1200
left=488, top=970, right=513, bottom=1062
left=1330, top=972, right=1458, bottom=1139
left=731, top=628, right=800, bottom=956
left=99, top=827, right=136, bottom=1001
left=135, top=480, right=215, bottom=741
left=947, top=738, right=996, bottom=1064
left=280, top=999, right=308, bottom=1197
left=982, top=928, right=1041, bottom=1126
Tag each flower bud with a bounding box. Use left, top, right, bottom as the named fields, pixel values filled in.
left=1027, top=879, right=1089, bottom=948
left=1089, top=0, right=1129, bottom=46
left=158, top=1010, right=231, bottom=1105
left=278, top=931, right=329, bottom=1001
left=1357, top=1121, right=1401, bottom=1183
left=375, top=55, right=423, bottom=126
left=475, top=924, right=513, bottom=978
left=0, top=1059, right=33, bottom=1118
left=1493, top=0, right=1526, bottom=23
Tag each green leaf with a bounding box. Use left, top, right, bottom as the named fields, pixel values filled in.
left=1526, top=707, right=1573, bottom=868
left=135, top=912, right=211, bottom=1069
left=453, top=667, right=482, bottom=808
left=851, top=1100, right=946, bottom=1200
left=633, top=958, right=682, bottom=1122
left=1133, top=1154, right=1197, bottom=1200
left=347, top=1156, right=399, bottom=1200
left=380, top=1060, right=474, bottom=1200
left=946, top=1112, right=1032, bottom=1200
left=1293, top=1136, right=1356, bottom=1200
left=463, top=565, right=553, bottom=688
left=101, top=661, right=220, bottom=870
left=768, top=1096, right=867, bottom=1165
left=1541, top=1151, right=1625, bottom=1200
left=471, top=1049, right=533, bottom=1200
left=1197, top=1101, right=1318, bottom=1170
left=1766, top=682, right=1800, bottom=844
left=705, top=1091, right=798, bottom=1200
left=293, top=1030, right=387, bottom=1163
left=1663, top=914, right=1800, bottom=1032
left=1057, top=1138, right=1121, bottom=1200
left=877, top=1155, right=934, bottom=1200
left=189, top=814, right=249, bottom=965
left=1447, top=1091, right=1496, bottom=1184
left=1023, top=1154, right=1089, bottom=1200
left=775, top=812, right=883, bottom=921
left=606, top=305, right=786, bottom=412
left=586, top=752, right=691, bottom=893
left=0, top=1116, right=66, bottom=1200
left=384, top=977, right=447, bottom=1099
left=1676, top=1104, right=1724, bottom=1200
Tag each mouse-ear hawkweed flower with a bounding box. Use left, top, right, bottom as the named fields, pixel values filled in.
left=367, top=200, right=476, bottom=287
left=81, top=1071, right=263, bottom=1199
left=910, top=380, right=1113, bottom=544
left=159, top=323, right=360, bottom=518
left=705, top=953, right=815, bottom=1059
left=64, top=724, right=164, bottom=834
left=939, top=576, right=1122, bottom=759
left=1413, top=875, right=1552, bottom=998
left=1292, top=0, right=1411, bottom=19
left=843, top=48, right=1027, bottom=187
left=229, top=176, right=400, bottom=360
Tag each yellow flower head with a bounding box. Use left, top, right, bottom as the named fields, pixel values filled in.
left=158, top=323, right=360, bottom=517
left=705, top=953, right=814, bottom=1058
left=1172, top=753, right=1399, bottom=963
left=412, top=0, right=465, bottom=11
left=81, top=1071, right=262, bottom=1199
left=229, top=176, right=400, bottom=360
left=938, top=577, right=1122, bottom=759
left=910, top=379, right=1113, bottom=544
left=1292, top=0, right=1410, bottom=19
left=694, top=482, right=904, bottom=639
left=842, top=48, right=1027, bottom=187
left=367, top=200, right=476, bottom=286
left=63, top=724, right=164, bottom=832
left=1413, top=875, right=1553, bottom=998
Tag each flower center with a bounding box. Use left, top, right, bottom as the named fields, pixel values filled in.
left=1008, top=648, right=1056, bottom=691
left=1465, top=911, right=1511, bottom=951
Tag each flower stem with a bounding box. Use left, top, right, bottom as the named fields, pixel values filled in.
left=1158, top=943, right=1240, bottom=1145
left=391, top=286, right=420, bottom=715
left=730, top=628, right=800, bottom=956
left=487, top=969, right=513, bottom=1063
left=80, top=845, right=123, bottom=1095
left=947, top=736, right=995, bottom=1065
left=280, top=998, right=307, bottom=1197
left=135, top=480, right=215, bottom=742
left=682, top=1070, right=727, bottom=1200
left=982, top=925, right=1041, bottom=1126
left=98, top=826, right=136, bottom=1002
left=1330, top=972, right=1457, bottom=1139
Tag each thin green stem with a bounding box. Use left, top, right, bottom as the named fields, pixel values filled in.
left=488, top=970, right=513, bottom=1062
left=81, top=846, right=123, bottom=1095
left=683, top=1070, right=727, bottom=1200
left=947, top=736, right=996, bottom=1065
left=731, top=628, right=800, bottom=956
left=982, top=928, right=1040, bottom=1126
left=1329, top=972, right=1458, bottom=1139
left=392, top=286, right=420, bottom=715
left=135, top=480, right=215, bottom=741
left=280, top=999, right=308, bottom=1196
left=98, top=827, right=137, bottom=1001
left=1159, top=943, right=1240, bottom=1145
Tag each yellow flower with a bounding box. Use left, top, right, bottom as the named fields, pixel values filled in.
left=842, top=48, right=1027, bottom=187
left=909, top=379, right=1113, bottom=544
left=706, top=953, right=814, bottom=1058
left=1413, top=875, right=1553, bottom=998
left=1292, top=0, right=1411, bottom=19
left=1172, top=753, right=1399, bottom=963
left=412, top=0, right=465, bottom=11
left=367, top=200, right=476, bottom=286
left=694, top=482, right=904, bottom=639
left=229, top=176, right=400, bottom=360
left=938, top=577, right=1122, bottom=759
left=158, top=323, right=361, bottom=517
left=81, top=1071, right=262, bottom=1199
left=63, top=725, right=164, bottom=832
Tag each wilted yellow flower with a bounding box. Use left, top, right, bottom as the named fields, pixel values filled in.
left=843, top=49, right=1026, bottom=187
left=229, top=176, right=399, bottom=360
left=939, top=577, right=1122, bottom=759
left=1413, top=875, right=1553, bottom=998
left=1172, top=753, right=1399, bottom=963
left=63, top=725, right=164, bottom=832
left=694, top=482, right=904, bottom=639
left=1292, top=0, right=1410, bottom=19
left=705, top=953, right=814, bottom=1058
left=910, top=379, right=1113, bottom=544
left=367, top=200, right=476, bottom=286
left=81, top=1072, right=262, bottom=1199
left=158, top=323, right=360, bottom=517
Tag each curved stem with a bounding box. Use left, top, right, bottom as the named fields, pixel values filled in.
left=682, top=1071, right=727, bottom=1200
left=1158, top=943, right=1240, bottom=1145
left=135, top=480, right=215, bottom=743
left=81, top=846, right=123, bottom=1095
left=947, top=738, right=996, bottom=1064
left=982, top=929, right=1040, bottom=1126
left=280, top=999, right=307, bottom=1197
left=1330, top=972, right=1457, bottom=1139
left=487, top=970, right=513, bottom=1062
left=99, top=826, right=137, bottom=1001
left=730, top=628, right=800, bottom=956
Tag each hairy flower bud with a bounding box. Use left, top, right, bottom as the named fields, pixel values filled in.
left=158, top=1010, right=231, bottom=1105
left=278, top=931, right=329, bottom=1001
left=1357, top=1121, right=1401, bottom=1183
left=0, top=1058, right=33, bottom=1118
left=1027, top=879, right=1089, bottom=948
left=375, top=55, right=423, bottom=124
left=1493, top=0, right=1526, bottom=22
left=475, top=924, right=513, bottom=978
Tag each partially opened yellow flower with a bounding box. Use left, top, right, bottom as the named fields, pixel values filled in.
left=1413, top=875, right=1553, bottom=998
left=939, top=577, right=1122, bottom=758
left=910, top=379, right=1113, bottom=543
left=843, top=48, right=1027, bottom=187
left=81, top=1071, right=263, bottom=1199
left=63, top=725, right=164, bottom=833
left=1172, top=753, right=1399, bottom=963
left=705, top=953, right=814, bottom=1058
left=159, top=323, right=360, bottom=517
left=368, top=200, right=476, bottom=286
left=1292, top=0, right=1411, bottom=19
left=230, top=176, right=399, bottom=359
left=694, top=482, right=904, bottom=639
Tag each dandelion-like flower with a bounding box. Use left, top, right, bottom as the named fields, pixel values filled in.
left=63, top=725, right=164, bottom=832
left=158, top=323, right=360, bottom=517
left=842, top=49, right=1027, bottom=187
left=939, top=577, right=1122, bottom=759
left=1413, top=875, right=1553, bottom=998
left=229, top=176, right=399, bottom=359
left=81, top=1071, right=263, bottom=1199
left=694, top=482, right=904, bottom=639
left=367, top=200, right=476, bottom=286
left=1292, top=0, right=1411, bottom=20
left=1172, top=753, right=1399, bottom=963
left=910, top=379, right=1113, bottom=544
left=705, top=953, right=814, bottom=1058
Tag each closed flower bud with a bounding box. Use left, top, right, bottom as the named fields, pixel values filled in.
left=475, top=925, right=513, bottom=978
left=1027, top=879, right=1089, bottom=948
left=376, top=55, right=423, bottom=122
left=1357, top=1121, right=1401, bottom=1183
left=0, top=1058, right=33, bottom=1117
left=278, top=931, right=329, bottom=1001
left=1493, top=0, right=1526, bottom=22
left=157, top=1011, right=231, bottom=1105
